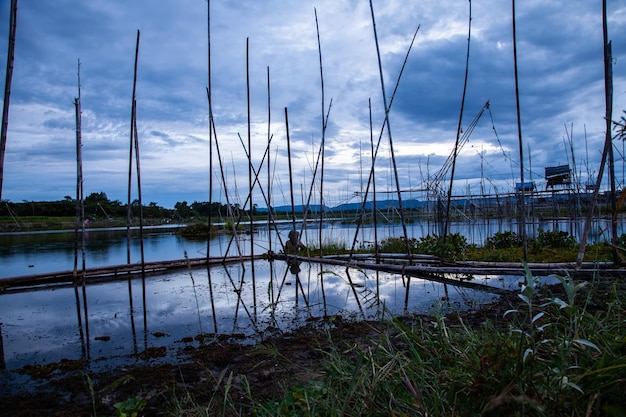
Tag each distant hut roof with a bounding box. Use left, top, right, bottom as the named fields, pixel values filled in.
left=545, top=165, right=571, bottom=189
left=545, top=165, right=571, bottom=178
left=515, top=181, right=535, bottom=192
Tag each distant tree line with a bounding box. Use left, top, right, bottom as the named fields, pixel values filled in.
left=0, top=192, right=240, bottom=221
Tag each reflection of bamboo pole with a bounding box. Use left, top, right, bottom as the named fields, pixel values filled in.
left=0, top=0, right=17, bottom=202
left=0, top=322, right=5, bottom=369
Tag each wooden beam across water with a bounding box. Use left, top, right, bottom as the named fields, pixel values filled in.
left=272, top=253, right=626, bottom=294
left=0, top=255, right=265, bottom=293
left=2, top=253, right=623, bottom=294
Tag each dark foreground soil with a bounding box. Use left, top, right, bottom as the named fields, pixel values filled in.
left=0, top=287, right=566, bottom=417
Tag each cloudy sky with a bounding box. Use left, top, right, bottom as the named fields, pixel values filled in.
left=1, top=1, right=625, bottom=209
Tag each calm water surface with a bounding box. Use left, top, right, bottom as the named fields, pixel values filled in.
left=0, top=217, right=614, bottom=387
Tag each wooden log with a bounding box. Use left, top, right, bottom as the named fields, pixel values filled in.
left=0, top=255, right=264, bottom=292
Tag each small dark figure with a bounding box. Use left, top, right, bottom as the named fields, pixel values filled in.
left=284, top=230, right=306, bottom=274
left=284, top=230, right=306, bottom=254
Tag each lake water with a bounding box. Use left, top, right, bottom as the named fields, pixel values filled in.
left=0, top=217, right=617, bottom=381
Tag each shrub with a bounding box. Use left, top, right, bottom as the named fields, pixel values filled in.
left=378, top=236, right=419, bottom=253
left=531, top=229, right=577, bottom=251
left=412, top=233, right=470, bottom=260
left=485, top=231, right=522, bottom=249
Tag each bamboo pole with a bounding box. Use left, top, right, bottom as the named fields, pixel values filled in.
left=132, top=103, right=147, bottom=328
left=206, top=0, right=218, bottom=333
left=206, top=90, right=243, bottom=258
left=369, top=98, right=379, bottom=264
left=72, top=59, right=87, bottom=358
left=442, top=0, right=472, bottom=259
left=127, top=30, right=140, bottom=266
left=314, top=8, right=327, bottom=255
left=245, top=38, right=257, bottom=318
left=0, top=0, right=17, bottom=202
left=511, top=0, right=528, bottom=260
left=126, top=30, right=141, bottom=352
left=368, top=0, right=410, bottom=256
left=285, top=107, right=296, bottom=231
left=348, top=21, right=420, bottom=256
left=207, top=0, right=214, bottom=258
left=577, top=0, right=616, bottom=266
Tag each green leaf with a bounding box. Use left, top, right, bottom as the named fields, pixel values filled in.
left=572, top=339, right=601, bottom=352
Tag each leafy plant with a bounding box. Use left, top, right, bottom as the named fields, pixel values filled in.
left=414, top=233, right=470, bottom=260
left=485, top=231, right=522, bottom=249
left=532, top=228, right=577, bottom=250
left=113, top=396, right=146, bottom=417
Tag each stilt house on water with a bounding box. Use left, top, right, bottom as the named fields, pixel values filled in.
left=545, top=165, right=572, bottom=190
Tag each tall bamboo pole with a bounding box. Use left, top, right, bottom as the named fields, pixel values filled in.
left=206, top=0, right=217, bottom=333
left=245, top=38, right=257, bottom=317
left=126, top=30, right=140, bottom=349
left=369, top=98, right=379, bottom=263
left=349, top=22, right=420, bottom=257
left=0, top=0, right=17, bottom=202
left=442, top=0, right=472, bottom=259
left=577, top=0, right=616, bottom=265
left=285, top=108, right=296, bottom=231
left=266, top=66, right=271, bottom=251
left=73, top=59, right=87, bottom=358
left=315, top=8, right=327, bottom=254
left=368, top=0, right=410, bottom=256
left=127, top=30, right=140, bottom=266
left=512, top=0, right=528, bottom=261
left=207, top=0, right=214, bottom=258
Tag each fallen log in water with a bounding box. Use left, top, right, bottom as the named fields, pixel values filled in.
left=0, top=255, right=265, bottom=293
left=273, top=253, right=626, bottom=291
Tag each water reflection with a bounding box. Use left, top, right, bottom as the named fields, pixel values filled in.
left=0, top=217, right=617, bottom=382
left=0, top=257, right=548, bottom=374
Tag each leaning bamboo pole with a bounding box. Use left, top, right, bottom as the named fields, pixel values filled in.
left=577, top=0, right=616, bottom=266
left=368, top=0, right=410, bottom=256
left=0, top=0, right=17, bottom=202
left=314, top=8, right=327, bottom=254
left=442, top=0, right=472, bottom=259
left=511, top=0, right=528, bottom=260
left=349, top=22, right=420, bottom=257
left=205, top=0, right=219, bottom=333
left=126, top=30, right=140, bottom=266
left=124, top=31, right=141, bottom=350
left=132, top=103, right=147, bottom=325
left=206, top=90, right=244, bottom=258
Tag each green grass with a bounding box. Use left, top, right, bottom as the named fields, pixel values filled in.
left=166, top=270, right=626, bottom=416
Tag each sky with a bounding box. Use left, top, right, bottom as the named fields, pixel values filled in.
left=0, top=1, right=625, bottom=210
